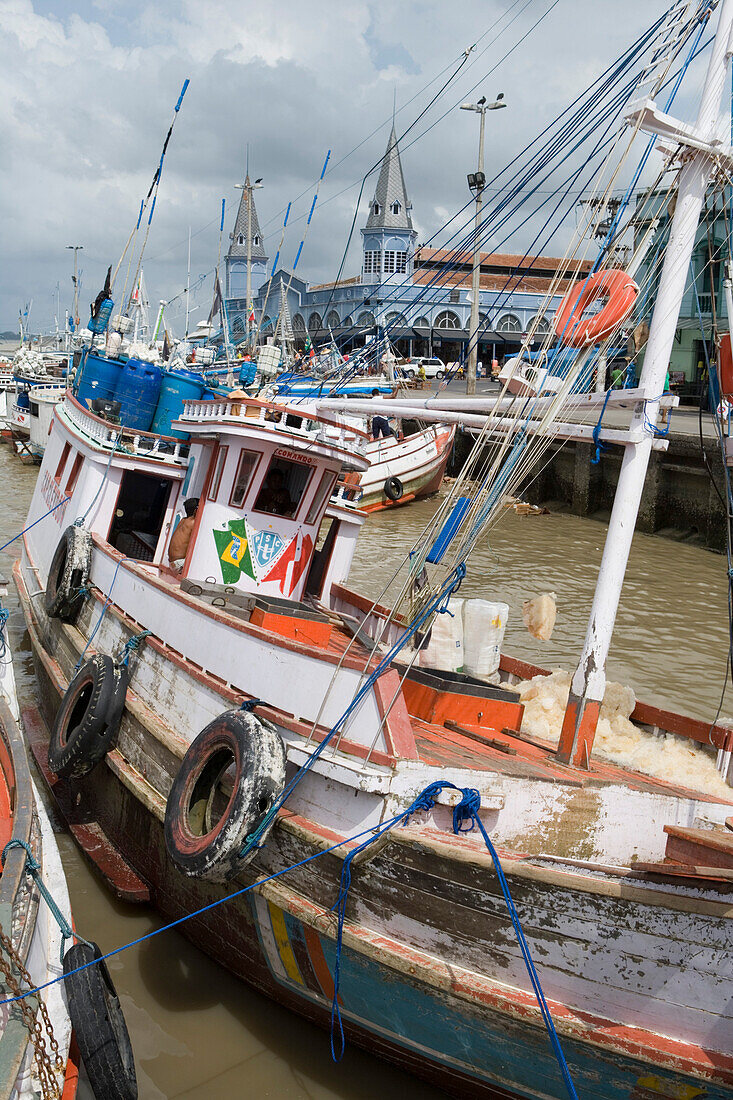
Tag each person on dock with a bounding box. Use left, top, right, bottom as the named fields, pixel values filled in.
left=168, top=498, right=199, bottom=571
left=370, top=389, right=398, bottom=440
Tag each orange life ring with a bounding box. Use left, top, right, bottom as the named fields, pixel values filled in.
left=553, top=268, right=638, bottom=348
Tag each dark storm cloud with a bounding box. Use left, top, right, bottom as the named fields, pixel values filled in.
left=0, top=0, right=715, bottom=334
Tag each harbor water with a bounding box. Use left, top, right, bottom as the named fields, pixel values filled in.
left=2, top=446, right=730, bottom=1098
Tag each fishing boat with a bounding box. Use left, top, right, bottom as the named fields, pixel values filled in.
left=0, top=572, right=78, bottom=1099
left=26, top=384, right=66, bottom=462
left=13, top=3, right=733, bottom=1098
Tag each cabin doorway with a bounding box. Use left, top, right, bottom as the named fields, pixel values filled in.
left=109, top=470, right=173, bottom=561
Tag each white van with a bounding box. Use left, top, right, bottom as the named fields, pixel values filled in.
left=404, top=356, right=447, bottom=380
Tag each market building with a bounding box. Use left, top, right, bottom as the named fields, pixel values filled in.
left=228, top=128, right=594, bottom=362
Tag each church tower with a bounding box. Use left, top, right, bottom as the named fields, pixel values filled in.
left=361, top=126, right=417, bottom=283
left=225, top=174, right=268, bottom=302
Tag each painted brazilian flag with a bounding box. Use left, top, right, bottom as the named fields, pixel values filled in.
left=213, top=519, right=256, bottom=584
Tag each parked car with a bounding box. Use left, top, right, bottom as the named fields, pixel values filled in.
left=402, top=356, right=447, bottom=380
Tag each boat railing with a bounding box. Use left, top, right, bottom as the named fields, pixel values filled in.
left=64, top=394, right=189, bottom=465
left=331, top=482, right=363, bottom=507
left=179, top=396, right=369, bottom=455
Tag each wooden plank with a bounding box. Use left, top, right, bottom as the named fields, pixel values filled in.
left=444, top=719, right=518, bottom=755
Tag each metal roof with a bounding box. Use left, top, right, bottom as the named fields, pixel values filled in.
left=365, top=126, right=415, bottom=233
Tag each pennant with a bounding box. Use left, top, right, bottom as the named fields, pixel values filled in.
left=263, top=532, right=313, bottom=596
left=208, top=272, right=223, bottom=325
left=248, top=526, right=286, bottom=577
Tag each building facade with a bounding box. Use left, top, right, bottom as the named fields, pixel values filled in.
left=633, top=188, right=729, bottom=397
left=244, top=129, right=592, bottom=362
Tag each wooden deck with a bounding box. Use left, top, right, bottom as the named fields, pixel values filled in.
left=413, top=717, right=733, bottom=804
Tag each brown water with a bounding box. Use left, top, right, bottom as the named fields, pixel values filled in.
left=1, top=447, right=730, bottom=1098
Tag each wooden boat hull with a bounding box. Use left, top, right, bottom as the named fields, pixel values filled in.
left=17, top=554, right=733, bottom=1100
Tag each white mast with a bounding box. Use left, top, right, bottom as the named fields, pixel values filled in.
left=557, top=0, right=733, bottom=766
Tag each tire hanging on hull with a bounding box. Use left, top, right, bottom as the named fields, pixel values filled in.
left=164, top=709, right=286, bottom=883
left=45, top=525, right=92, bottom=624
left=63, top=941, right=138, bottom=1100
left=48, top=655, right=129, bottom=779
left=384, top=476, right=404, bottom=502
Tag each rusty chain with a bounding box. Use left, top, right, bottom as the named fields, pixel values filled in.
left=0, top=926, right=63, bottom=1100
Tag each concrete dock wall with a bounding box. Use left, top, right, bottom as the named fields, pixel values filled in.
left=447, top=430, right=728, bottom=551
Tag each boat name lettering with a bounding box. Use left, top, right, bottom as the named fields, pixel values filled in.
left=40, top=471, right=69, bottom=525
left=273, top=448, right=314, bottom=465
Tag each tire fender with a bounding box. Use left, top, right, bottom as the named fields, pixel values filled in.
left=384, top=476, right=404, bottom=502
left=45, top=525, right=92, bottom=624
left=164, top=709, right=286, bottom=883
left=63, top=941, right=137, bottom=1100
left=48, top=655, right=129, bottom=780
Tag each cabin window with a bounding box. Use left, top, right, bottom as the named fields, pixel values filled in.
left=229, top=449, right=261, bottom=508
left=252, top=457, right=313, bottom=519
left=54, top=442, right=70, bottom=484
left=108, top=471, right=173, bottom=562
left=208, top=445, right=229, bottom=501
left=65, top=453, right=83, bottom=495
left=305, top=470, right=336, bottom=525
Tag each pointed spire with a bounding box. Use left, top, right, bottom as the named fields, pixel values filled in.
left=228, top=174, right=266, bottom=260
left=365, top=126, right=414, bottom=232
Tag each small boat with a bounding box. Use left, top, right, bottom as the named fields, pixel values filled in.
left=0, top=572, right=79, bottom=1098
left=347, top=422, right=455, bottom=512
left=26, top=384, right=68, bottom=460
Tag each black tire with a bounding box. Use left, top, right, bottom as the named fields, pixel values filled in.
left=165, top=710, right=286, bottom=882
left=63, top=941, right=137, bottom=1100
left=384, top=476, right=404, bottom=502
left=45, top=525, right=92, bottom=623
left=435, top=370, right=444, bottom=379
left=48, top=656, right=129, bottom=779
left=405, top=369, right=415, bottom=380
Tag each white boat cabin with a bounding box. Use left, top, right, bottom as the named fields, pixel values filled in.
left=28, top=392, right=369, bottom=606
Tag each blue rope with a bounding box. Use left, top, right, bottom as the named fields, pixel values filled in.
left=0, top=786, right=459, bottom=1006
left=75, top=429, right=121, bottom=526
left=2, top=840, right=93, bottom=962
left=0, top=608, right=8, bottom=662
left=239, top=563, right=467, bottom=856
left=328, top=782, right=578, bottom=1100
left=116, top=630, right=151, bottom=667
left=591, top=389, right=612, bottom=464
left=74, top=555, right=129, bottom=672
left=0, top=497, right=71, bottom=556
left=0, top=781, right=577, bottom=1100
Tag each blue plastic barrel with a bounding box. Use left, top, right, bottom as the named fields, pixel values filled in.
left=114, top=358, right=163, bottom=431
left=151, top=370, right=204, bottom=440
left=238, top=361, right=256, bottom=385
left=74, top=351, right=124, bottom=409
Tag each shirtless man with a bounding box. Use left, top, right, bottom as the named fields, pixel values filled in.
left=168, top=498, right=199, bottom=571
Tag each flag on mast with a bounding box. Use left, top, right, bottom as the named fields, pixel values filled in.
left=208, top=272, right=223, bottom=325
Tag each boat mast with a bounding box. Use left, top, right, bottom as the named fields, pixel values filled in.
left=557, top=0, right=733, bottom=767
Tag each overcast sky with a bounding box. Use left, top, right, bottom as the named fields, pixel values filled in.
left=0, top=0, right=716, bottom=335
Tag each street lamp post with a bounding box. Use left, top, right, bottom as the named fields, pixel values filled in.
left=66, top=245, right=83, bottom=329
left=234, top=176, right=264, bottom=352
left=460, top=95, right=506, bottom=395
